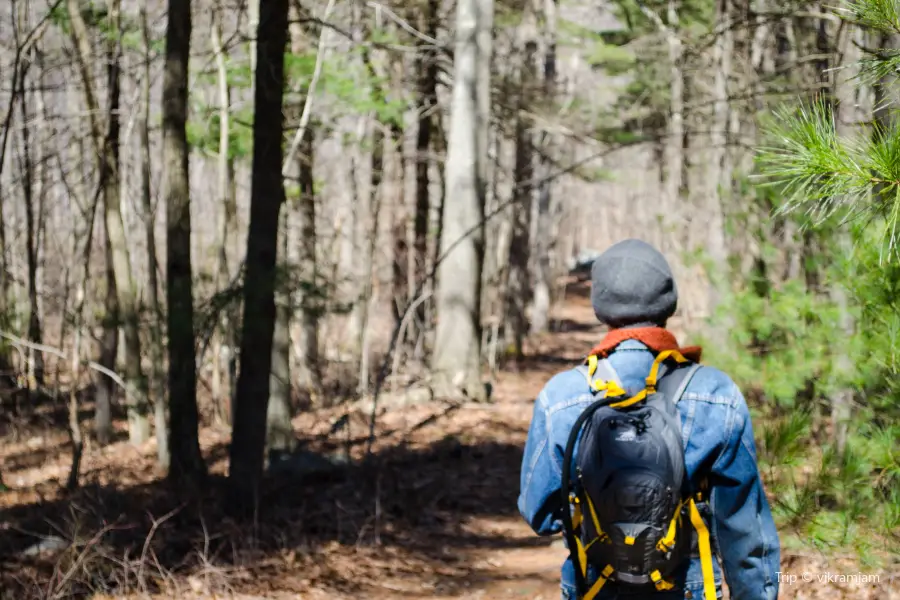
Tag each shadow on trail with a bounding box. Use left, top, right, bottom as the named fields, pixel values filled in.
left=0, top=434, right=537, bottom=599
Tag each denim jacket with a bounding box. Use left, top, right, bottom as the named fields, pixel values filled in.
left=518, top=340, right=780, bottom=600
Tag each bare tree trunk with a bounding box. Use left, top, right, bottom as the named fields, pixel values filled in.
left=295, top=127, right=319, bottom=391
left=16, top=57, right=44, bottom=387
left=530, top=0, right=556, bottom=337
left=432, top=0, right=492, bottom=400
left=531, top=196, right=551, bottom=335
left=65, top=128, right=102, bottom=489
left=410, top=0, right=439, bottom=348
left=344, top=118, right=367, bottom=354
left=874, top=33, right=899, bottom=129
left=707, top=0, right=731, bottom=315
left=248, top=0, right=260, bottom=91
left=428, top=117, right=448, bottom=347
left=66, top=0, right=151, bottom=445
left=96, top=232, right=120, bottom=446
left=267, top=209, right=294, bottom=458
left=664, top=0, right=684, bottom=206
left=285, top=7, right=321, bottom=397
left=506, top=32, right=536, bottom=360
left=211, top=14, right=239, bottom=424
left=357, top=122, right=384, bottom=394
left=830, top=22, right=863, bottom=453
left=106, top=0, right=150, bottom=445
left=391, top=122, right=408, bottom=332
left=354, top=38, right=389, bottom=392
left=141, top=7, right=169, bottom=467
left=230, top=0, right=290, bottom=500
left=163, top=0, right=206, bottom=484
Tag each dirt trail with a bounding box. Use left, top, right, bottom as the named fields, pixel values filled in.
left=3, top=283, right=899, bottom=599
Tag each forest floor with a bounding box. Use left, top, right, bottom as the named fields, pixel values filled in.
left=1, top=280, right=898, bottom=599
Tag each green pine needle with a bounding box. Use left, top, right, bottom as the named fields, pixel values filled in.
left=843, top=0, right=900, bottom=33
left=758, top=97, right=900, bottom=258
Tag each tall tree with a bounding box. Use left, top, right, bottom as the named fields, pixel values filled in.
left=286, top=1, right=327, bottom=395
left=17, top=52, right=44, bottom=388
left=529, top=0, right=557, bottom=336
left=409, top=0, right=439, bottom=349
left=60, top=7, right=119, bottom=444
left=267, top=209, right=294, bottom=456
left=829, top=21, right=864, bottom=453
left=142, top=6, right=169, bottom=467
left=230, top=0, right=291, bottom=499
left=506, top=26, right=537, bottom=361
left=431, top=0, right=493, bottom=400
left=294, top=128, right=319, bottom=391
left=66, top=0, right=151, bottom=445
left=210, top=12, right=239, bottom=424
left=163, top=0, right=206, bottom=483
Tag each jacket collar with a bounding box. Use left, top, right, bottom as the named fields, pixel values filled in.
left=586, top=326, right=703, bottom=362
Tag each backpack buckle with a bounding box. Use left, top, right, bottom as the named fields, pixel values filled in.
left=651, top=570, right=675, bottom=591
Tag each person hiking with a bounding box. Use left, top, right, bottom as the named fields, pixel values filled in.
left=518, top=239, right=779, bottom=600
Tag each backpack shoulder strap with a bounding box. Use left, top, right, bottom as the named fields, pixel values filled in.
left=576, top=356, right=623, bottom=395
left=657, top=362, right=701, bottom=404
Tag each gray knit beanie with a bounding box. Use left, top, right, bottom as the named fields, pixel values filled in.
left=590, top=239, right=677, bottom=328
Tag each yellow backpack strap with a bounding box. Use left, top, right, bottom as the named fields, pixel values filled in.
left=645, top=349, right=688, bottom=392
left=583, top=564, right=615, bottom=600
left=689, top=498, right=717, bottom=600
left=583, top=493, right=609, bottom=543
left=580, top=355, right=627, bottom=397
left=593, top=349, right=691, bottom=409
left=656, top=498, right=685, bottom=552
left=608, top=388, right=648, bottom=409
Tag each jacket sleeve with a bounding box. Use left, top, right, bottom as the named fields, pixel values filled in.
left=518, top=388, right=563, bottom=536
left=710, top=385, right=780, bottom=600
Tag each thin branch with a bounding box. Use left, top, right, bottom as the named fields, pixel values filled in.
left=282, top=0, right=338, bottom=175
left=365, top=1, right=441, bottom=46
left=0, top=330, right=128, bottom=391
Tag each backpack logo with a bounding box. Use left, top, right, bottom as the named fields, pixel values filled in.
left=615, top=429, right=637, bottom=442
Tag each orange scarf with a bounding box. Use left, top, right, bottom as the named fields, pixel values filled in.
left=587, top=327, right=703, bottom=362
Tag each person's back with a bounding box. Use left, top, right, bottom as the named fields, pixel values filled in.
left=518, top=239, right=780, bottom=600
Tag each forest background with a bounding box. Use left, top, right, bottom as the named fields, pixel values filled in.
left=0, top=0, right=899, bottom=596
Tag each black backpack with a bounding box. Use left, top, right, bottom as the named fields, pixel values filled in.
left=560, top=350, right=717, bottom=600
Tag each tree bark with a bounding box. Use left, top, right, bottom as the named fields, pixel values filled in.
left=295, top=126, right=319, bottom=391
left=16, top=56, right=44, bottom=387
left=391, top=122, right=408, bottom=331
left=211, top=14, right=239, bottom=424
left=432, top=0, right=492, bottom=400
left=229, top=0, right=290, bottom=501
left=409, top=0, right=439, bottom=346
left=141, top=6, right=169, bottom=467
left=506, top=35, right=536, bottom=360
left=210, top=13, right=237, bottom=422
left=664, top=0, right=684, bottom=205
left=95, top=232, right=120, bottom=446
left=163, top=0, right=206, bottom=484
left=530, top=0, right=556, bottom=336
left=353, top=39, right=389, bottom=391
left=108, top=0, right=151, bottom=445
left=829, top=22, right=864, bottom=453
left=267, top=210, right=294, bottom=458
left=874, top=33, right=899, bottom=130
left=66, top=0, right=151, bottom=445
left=357, top=122, right=384, bottom=394
left=706, top=0, right=732, bottom=318
left=64, top=119, right=103, bottom=489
